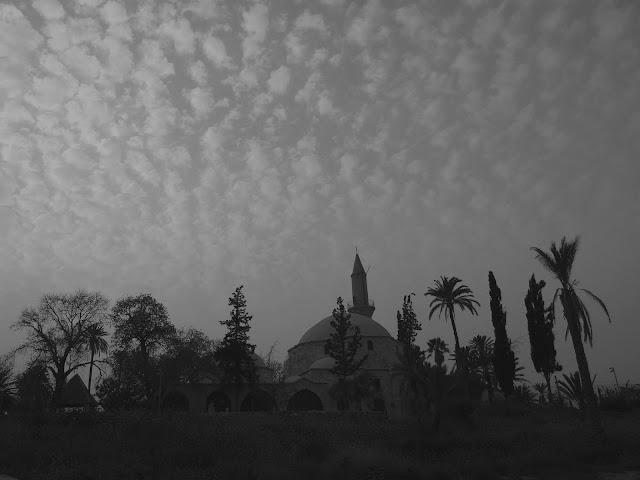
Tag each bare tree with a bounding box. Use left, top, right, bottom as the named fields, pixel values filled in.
left=10, top=290, right=110, bottom=409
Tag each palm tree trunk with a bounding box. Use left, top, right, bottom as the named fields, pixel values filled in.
left=448, top=309, right=461, bottom=356
left=449, top=309, right=474, bottom=426
left=562, top=292, right=607, bottom=444
left=87, top=350, right=95, bottom=395
left=484, top=368, right=494, bottom=404
left=545, top=373, right=553, bottom=406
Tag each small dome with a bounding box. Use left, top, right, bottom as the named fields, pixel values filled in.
left=298, top=313, right=392, bottom=345
left=309, top=356, right=336, bottom=370
left=284, top=375, right=302, bottom=384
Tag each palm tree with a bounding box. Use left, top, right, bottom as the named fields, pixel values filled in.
left=389, top=350, right=455, bottom=432
left=425, top=276, right=480, bottom=375
left=533, top=382, right=548, bottom=405
left=389, top=344, right=430, bottom=416
left=513, top=384, right=535, bottom=406
left=468, top=335, right=496, bottom=404
left=426, top=337, right=450, bottom=367
left=82, top=323, right=109, bottom=395
left=531, top=235, right=611, bottom=443
left=557, top=370, right=597, bottom=418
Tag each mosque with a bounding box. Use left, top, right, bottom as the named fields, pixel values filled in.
left=162, top=253, right=415, bottom=417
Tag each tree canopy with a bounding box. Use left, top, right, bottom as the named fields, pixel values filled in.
left=489, top=272, right=517, bottom=401
left=214, top=286, right=259, bottom=388
left=10, top=290, right=110, bottom=408
left=326, top=297, right=367, bottom=381
left=110, top=293, right=175, bottom=401
left=525, top=274, right=562, bottom=404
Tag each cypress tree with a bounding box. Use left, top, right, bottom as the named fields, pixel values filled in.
left=326, top=297, right=368, bottom=410
left=489, top=272, right=517, bottom=410
left=326, top=297, right=367, bottom=380
left=525, top=274, right=562, bottom=405
left=397, top=294, right=422, bottom=351
left=214, top=286, right=259, bottom=410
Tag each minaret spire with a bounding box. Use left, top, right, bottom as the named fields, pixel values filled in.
left=349, top=252, right=375, bottom=317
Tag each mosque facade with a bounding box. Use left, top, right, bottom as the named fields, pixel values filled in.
left=162, top=254, right=415, bottom=418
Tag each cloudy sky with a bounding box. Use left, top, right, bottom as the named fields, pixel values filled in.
left=1, top=0, right=639, bottom=388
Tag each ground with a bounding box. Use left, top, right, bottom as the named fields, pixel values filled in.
left=0, top=405, right=639, bottom=480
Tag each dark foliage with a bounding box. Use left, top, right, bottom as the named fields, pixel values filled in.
left=489, top=272, right=516, bottom=400
left=214, top=286, right=260, bottom=395
left=15, top=362, right=53, bottom=412
left=10, top=290, right=110, bottom=408
left=397, top=293, right=422, bottom=353
left=525, top=274, right=563, bottom=404
left=326, top=297, right=367, bottom=381
left=0, top=354, right=17, bottom=412
left=110, top=293, right=176, bottom=402
left=159, top=327, right=221, bottom=384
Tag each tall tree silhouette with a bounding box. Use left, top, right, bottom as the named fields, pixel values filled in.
left=425, top=276, right=480, bottom=375
left=468, top=335, right=496, bottom=404
left=531, top=235, right=611, bottom=443
left=111, top=293, right=176, bottom=403
left=214, top=286, right=259, bottom=410
left=10, top=290, right=110, bottom=409
left=397, top=293, right=422, bottom=353
left=395, top=293, right=426, bottom=401
left=525, top=274, right=562, bottom=405
left=489, top=272, right=517, bottom=410
left=326, top=297, right=367, bottom=410
left=81, top=323, right=109, bottom=396
left=425, top=276, right=480, bottom=413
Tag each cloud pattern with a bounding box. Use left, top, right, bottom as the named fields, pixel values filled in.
left=1, top=1, right=639, bottom=381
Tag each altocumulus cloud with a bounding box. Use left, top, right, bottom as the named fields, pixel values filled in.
left=0, top=0, right=639, bottom=377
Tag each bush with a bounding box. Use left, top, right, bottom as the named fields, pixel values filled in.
left=598, top=386, right=632, bottom=412
left=2, top=408, right=640, bottom=479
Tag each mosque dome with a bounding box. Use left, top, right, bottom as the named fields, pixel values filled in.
left=298, top=312, right=392, bottom=345
left=308, top=356, right=336, bottom=370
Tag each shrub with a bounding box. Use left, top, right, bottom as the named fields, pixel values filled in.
left=598, top=386, right=632, bottom=412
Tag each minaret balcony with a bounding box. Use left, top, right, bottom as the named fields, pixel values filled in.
left=347, top=298, right=374, bottom=309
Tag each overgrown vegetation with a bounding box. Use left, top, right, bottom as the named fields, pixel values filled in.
left=1, top=406, right=639, bottom=480
left=1, top=236, right=628, bottom=478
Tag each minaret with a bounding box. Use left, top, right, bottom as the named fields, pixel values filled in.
left=348, top=252, right=375, bottom=318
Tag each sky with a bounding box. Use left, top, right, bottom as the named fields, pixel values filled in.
left=1, top=0, right=639, bottom=389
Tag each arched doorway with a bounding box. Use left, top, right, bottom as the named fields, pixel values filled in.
left=162, top=391, right=189, bottom=411
left=206, top=391, right=231, bottom=413
left=287, top=389, right=323, bottom=411
left=240, top=390, right=277, bottom=412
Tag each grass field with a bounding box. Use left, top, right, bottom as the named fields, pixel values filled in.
left=1, top=404, right=639, bottom=480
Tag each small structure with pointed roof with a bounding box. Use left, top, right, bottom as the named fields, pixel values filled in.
left=57, top=374, right=98, bottom=410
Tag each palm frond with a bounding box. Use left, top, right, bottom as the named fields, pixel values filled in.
left=530, top=247, right=560, bottom=278
left=572, top=292, right=594, bottom=346
left=562, top=235, right=581, bottom=281
left=579, top=288, right=611, bottom=323
left=428, top=303, right=447, bottom=321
